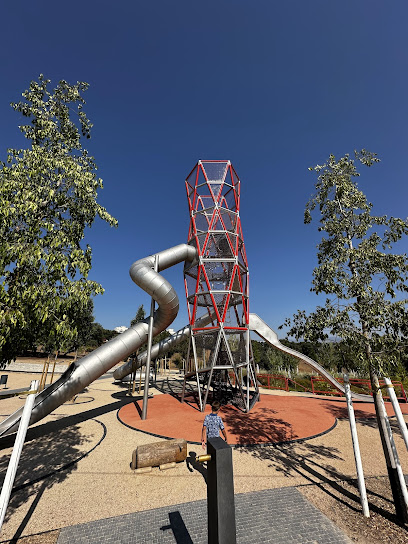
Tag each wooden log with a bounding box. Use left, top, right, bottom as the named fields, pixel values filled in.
left=133, top=438, right=187, bottom=469
left=159, top=462, right=176, bottom=471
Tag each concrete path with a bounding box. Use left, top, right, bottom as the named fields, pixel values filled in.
left=57, top=487, right=351, bottom=544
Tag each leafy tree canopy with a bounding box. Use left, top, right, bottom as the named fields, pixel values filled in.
left=283, top=150, right=408, bottom=374
left=0, top=75, right=117, bottom=364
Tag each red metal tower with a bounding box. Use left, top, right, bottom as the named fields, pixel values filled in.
left=183, top=160, right=259, bottom=412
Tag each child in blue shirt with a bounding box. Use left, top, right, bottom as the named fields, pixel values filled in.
left=201, top=400, right=227, bottom=449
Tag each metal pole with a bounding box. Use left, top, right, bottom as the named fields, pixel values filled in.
left=384, top=377, right=408, bottom=451
left=206, top=437, right=236, bottom=544
left=0, top=380, right=39, bottom=530
left=343, top=373, right=370, bottom=517
left=49, top=353, right=57, bottom=385
left=141, top=254, right=158, bottom=420
left=378, top=391, right=408, bottom=510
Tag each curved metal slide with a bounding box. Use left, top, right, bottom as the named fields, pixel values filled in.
left=114, top=312, right=373, bottom=403
left=0, top=243, right=198, bottom=438
left=249, top=313, right=373, bottom=403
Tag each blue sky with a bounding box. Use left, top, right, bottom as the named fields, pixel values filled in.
left=1, top=1, right=407, bottom=336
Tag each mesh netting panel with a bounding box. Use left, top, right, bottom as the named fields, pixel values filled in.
left=186, top=181, right=195, bottom=198
left=219, top=209, right=237, bottom=232
left=223, top=305, right=244, bottom=327
left=203, top=233, right=234, bottom=258
left=225, top=331, right=247, bottom=364
left=230, top=270, right=241, bottom=293
left=238, top=247, right=247, bottom=269
left=211, top=292, right=229, bottom=321
left=231, top=167, right=240, bottom=188
left=184, top=260, right=198, bottom=278
left=197, top=165, right=209, bottom=187
left=209, top=182, right=222, bottom=200
left=185, top=273, right=198, bottom=298
left=194, top=331, right=219, bottom=367
left=194, top=305, right=215, bottom=326
left=240, top=271, right=248, bottom=296
left=204, top=261, right=234, bottom=283
left=196, top=195, right=214, bottom=212
left=209, top=211, right=224, bottom=231
left=223, top=187, right=237, bottom=211
left=194, top=211, right=211, bottom=232
left=229, top=292, right=244, bottom=307
left=186, top=166, right=198, bottom=188
left=196, top=232, right=208, bottom=252
left=209, top=278, right=229, bottom=291
left=201, top=162, right=228, bottom=182
left=196, top=293, right=213, bottom=307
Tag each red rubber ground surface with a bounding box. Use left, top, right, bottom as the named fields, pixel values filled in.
left=117, top=393, right=408, bottom=445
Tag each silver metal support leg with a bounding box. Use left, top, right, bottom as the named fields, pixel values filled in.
left=0, top=381, right=39, bottom=530
left=384, top=377, right=408, bottom=450
left=378, top=392, right=408, bottom=509
left=141, top=254, right=158, bottom=420
left=202, top=367, right=214, bottom=410
left=246, top=330, right=250, bottom=412
left=344, top=373, right=370, bottom=517
left=191, top=336, right=203, bottom=411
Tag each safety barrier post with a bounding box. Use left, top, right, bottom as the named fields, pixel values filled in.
left=0, top=380, right=39, bottom=530
left=199, top=438, right=236, bottom=544
left=384, top=377, right=408, bottom=450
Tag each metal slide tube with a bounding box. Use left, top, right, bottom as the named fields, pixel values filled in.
left=113, top=325, right=191, bottom=380
left=249, top=313, right=373, bottom=403
left=344, top=374, right=370, bottom=517
left=384, top=377, right=408, bottom=450
left=0, top=244, right=197, bottom=438
left=0, top=381, right=39, bottom=529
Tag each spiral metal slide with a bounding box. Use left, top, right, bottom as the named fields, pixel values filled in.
left=249, top=313, right=373, bottom=403
left=0, top=244, right=198, bottom=438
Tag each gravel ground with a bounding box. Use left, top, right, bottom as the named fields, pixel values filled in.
left=1, top=368, right=408, bottom=543
left=300, top=476, right=408, bottom=543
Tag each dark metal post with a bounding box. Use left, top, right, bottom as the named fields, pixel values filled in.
left=207, top=438, right=236, bottom=544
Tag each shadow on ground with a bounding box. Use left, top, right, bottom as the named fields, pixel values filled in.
left=222, top=405, right=295, bottom=444
left=239, top=437, right=401, bottom=525
left=0, top=423, right=92, bottom=542
left=0, top=395, right=133, bottom=541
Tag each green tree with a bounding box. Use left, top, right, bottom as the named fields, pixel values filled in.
left=0, top=75, right=117, bottom=365
left=130, top=304, right=146, bottom=326
left=283, top=150, right=408, bottom=520
left=85, top=322, right=117, bottom=349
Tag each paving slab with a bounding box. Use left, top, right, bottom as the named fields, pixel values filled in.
left=57, top=487, right=351, bottom=544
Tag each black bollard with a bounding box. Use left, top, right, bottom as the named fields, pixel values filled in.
left=206, top=437, right=236, bottom=544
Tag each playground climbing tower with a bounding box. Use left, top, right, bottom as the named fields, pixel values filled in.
left=184, top=160, right=259, bottom=412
